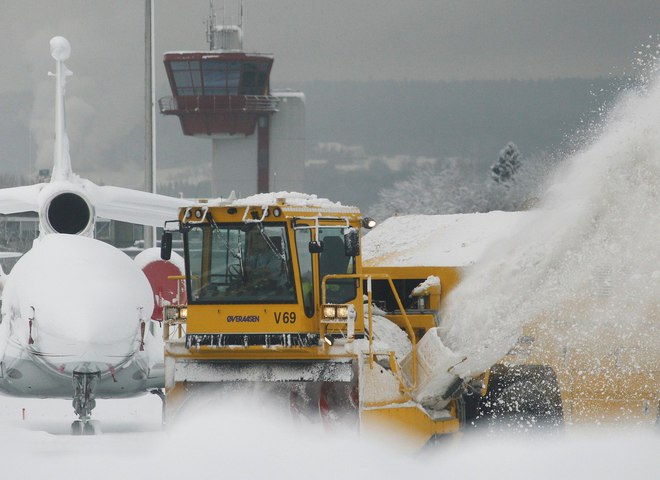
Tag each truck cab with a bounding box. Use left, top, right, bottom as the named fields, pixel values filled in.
left=165, top=197, right=365, bottom=350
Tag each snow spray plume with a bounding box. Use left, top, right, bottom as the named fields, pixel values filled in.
left=440, top=55, right=660, bottom=386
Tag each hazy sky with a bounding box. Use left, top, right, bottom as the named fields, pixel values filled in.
left=0, top=0, right=658, bottom=186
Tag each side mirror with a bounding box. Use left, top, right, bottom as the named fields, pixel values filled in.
left=344, top=228, right=360, bottom=257
left=308, top=240, right=324, bottom=254
left=161, top=232, right=173, bottom=260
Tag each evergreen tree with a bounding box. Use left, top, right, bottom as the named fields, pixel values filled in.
left=491, top=142, right=522, bottom=186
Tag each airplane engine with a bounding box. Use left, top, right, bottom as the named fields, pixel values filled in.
left=40, top=189, right=95, bottom=236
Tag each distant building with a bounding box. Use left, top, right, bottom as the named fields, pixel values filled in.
left=0, top=213, right=141, bottom=266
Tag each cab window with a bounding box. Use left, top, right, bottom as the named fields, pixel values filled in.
left=318, top=228, right=356, bottom=304
left=185, top=223, right=296, bottom=304
left=295, top=229, right=314, bottom=317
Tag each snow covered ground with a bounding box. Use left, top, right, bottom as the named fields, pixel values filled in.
left=1, top=392, right=659, bottom=479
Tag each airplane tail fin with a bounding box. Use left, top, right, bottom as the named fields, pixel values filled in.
left=0, top=37, right=73, bottom=216
left=0, top=37, right=185, bottom=236
left=48, top=36, right=74, bottom=182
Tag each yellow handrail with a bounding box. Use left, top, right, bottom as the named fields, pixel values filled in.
left=321, top=273, right=417, bottom=392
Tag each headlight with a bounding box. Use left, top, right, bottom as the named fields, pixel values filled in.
left=165, top=306, right=178, bottom=321
left=322, top=305, right=337, bottom=319
left=164, top=305, right=187, bottom=322
left=322, top=304, right=349, bottom=320
left=361, top=217, right=377, bottom=229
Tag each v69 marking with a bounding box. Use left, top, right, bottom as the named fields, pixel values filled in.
left=274, top=311, right=296, bottom=324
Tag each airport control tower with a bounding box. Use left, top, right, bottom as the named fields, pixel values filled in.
left=159, top=3, right=305, bottom=197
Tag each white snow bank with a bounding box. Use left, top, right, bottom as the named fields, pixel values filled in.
left=1, top=395, right=660, bottom=480
left=362, top=211, right=528, bottom=267
left=232, top=191, right=350, bottom=209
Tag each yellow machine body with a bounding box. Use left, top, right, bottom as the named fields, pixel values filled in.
left=162, top=197, right=464, bottom=448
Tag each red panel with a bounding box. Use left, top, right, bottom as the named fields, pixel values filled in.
left=178, top=111, right=260, bottom=136
left=141, top=260, right=186, bottom=321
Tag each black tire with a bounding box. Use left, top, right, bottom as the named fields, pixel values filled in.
left=83, top=420, right=101, bottom=435
left=460, top=391, right=482, bottom=428
left=478, top=364, right=563, bottom=431
left=71, top=420, right=84, bottom=435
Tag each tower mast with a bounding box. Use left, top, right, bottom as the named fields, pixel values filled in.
left=144, top=0, right=156, bottom=247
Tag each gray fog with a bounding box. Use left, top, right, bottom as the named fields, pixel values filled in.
left=0, top=0, right=658, bottom=191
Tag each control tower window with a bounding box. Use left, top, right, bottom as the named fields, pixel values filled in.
left=241, top=62, right=269, bottom=95
left=202, top=60, right=241, bottom=95
left=171, top=60, right=202, bottom=96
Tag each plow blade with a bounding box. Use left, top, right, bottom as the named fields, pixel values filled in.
left=171, top=359, right=355, bottom=384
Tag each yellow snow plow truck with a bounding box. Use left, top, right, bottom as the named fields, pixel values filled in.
left=159, top=194, right=482, bottom=449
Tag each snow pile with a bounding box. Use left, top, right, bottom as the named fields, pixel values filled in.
left=368, top=313, right=413, bottom=360
left=362, top=211, right=527, bottom=267
left=345, top=313, right=412, bottom=362
left=232, top=191, right=348, bottom=209
left=441, top=67, right=660, bottom=380
left=411, top=275, right=441, bottom=296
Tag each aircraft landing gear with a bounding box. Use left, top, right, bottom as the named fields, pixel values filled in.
left=71, top=369, right=101, bottom=435
left=71, top=419, right=102, bottom=435
left=150, top=388, right=166, bottom=427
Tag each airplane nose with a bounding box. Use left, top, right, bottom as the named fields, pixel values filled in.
left=3, top=234, right=154, bottom=358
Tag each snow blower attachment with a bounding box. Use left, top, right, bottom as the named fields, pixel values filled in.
left=161, top=194, right=481, bottom=449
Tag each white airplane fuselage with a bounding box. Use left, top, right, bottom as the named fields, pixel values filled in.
left=0, top=234, right=162, bottom=398
left=0, top=36, right=186, bottom=430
